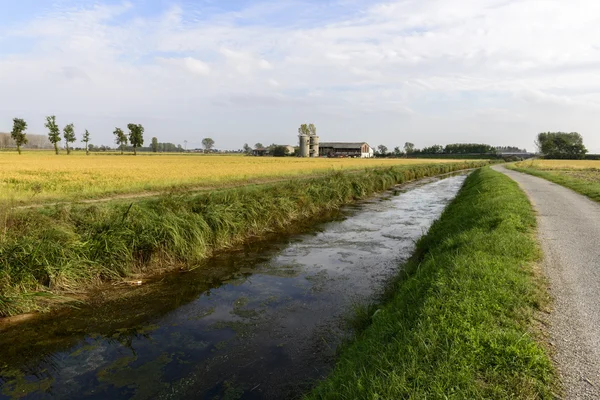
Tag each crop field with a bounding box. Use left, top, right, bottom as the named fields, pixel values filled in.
left=511, top=159, right=600, bottom=202
left=517, top=159, right=600, bottom=171
left=0, top=152, right=473, bottom=205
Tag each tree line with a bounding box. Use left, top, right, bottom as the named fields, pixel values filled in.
left=6, top=116, right=218, bottom=155
left=8, top=117, right=146, bottom=155
left=374, top=142, right=521, bottom=158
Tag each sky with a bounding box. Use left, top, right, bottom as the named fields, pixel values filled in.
left=1, top=0, right=599, bottom=152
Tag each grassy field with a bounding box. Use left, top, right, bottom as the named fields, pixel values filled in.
left=510, top=159, right=600, bottom=203
left=307, top=167, right=556, bottom=399
left=0, top=161, right=490, bottom=317
left=0, top=151, right=475, bottom=205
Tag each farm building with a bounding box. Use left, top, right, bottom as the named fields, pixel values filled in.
left=318, top=142, right=374, bottom=158
left=252, top=145, right=295, bottom=156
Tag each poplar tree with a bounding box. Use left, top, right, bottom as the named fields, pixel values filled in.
left=114, top=128, right=127, bottom=154
left=63, top=123, right=76, bottom=155
left=82, top=130, right=91, bottom=155
left=45, top=115, right=61, bottom=155
left=11, top=118, right=28, bottom=155
left=127, top=124, right=144, bottom=155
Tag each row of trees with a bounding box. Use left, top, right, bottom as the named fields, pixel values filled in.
left=373, top=142, right=505, bottom=157
left=9, top=117, right=147, bottom=155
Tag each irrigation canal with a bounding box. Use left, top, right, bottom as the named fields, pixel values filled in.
left=0, top=173, right=469, bottom=399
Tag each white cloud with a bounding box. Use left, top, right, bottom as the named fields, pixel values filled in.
left=1, top=0, right=600, bottom=152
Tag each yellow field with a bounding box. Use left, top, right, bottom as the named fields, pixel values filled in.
left=516, top=159, right=600, bottom=170
left=0, top=151, right=470, bottom=204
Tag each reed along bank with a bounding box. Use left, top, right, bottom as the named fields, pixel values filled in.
left=0, top=161, right=489, bottom=317
left=307, top=167, right=556, bottom=399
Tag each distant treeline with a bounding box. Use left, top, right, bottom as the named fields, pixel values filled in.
left=0, top=132, right=53, bottom=149
left=89, top=142, right=185, bottom=153
left=376, top=143, right=529, bottom=158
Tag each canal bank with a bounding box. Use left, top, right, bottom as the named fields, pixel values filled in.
left=307, top=167, right=556, bottom=399
left=0, top=162, right=489, bottom=317
left=1, top=173, right=469, bottom=399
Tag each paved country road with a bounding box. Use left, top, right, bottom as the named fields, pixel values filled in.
left=494, top=165, right=600, bottom=399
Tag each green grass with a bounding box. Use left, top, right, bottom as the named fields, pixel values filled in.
left=0, top=161, right=490, bottom=317
left=508, top=164, right=600, bottom=203
left=307, top=167, right=556, bottom=399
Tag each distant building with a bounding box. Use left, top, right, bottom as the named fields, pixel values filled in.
left=252, top=145, right=295, bottom=156
left=298, top=134, right=319, bottom=157
left=318, top=142, right=374, bottom=158
left=282, top=145, right=295, bottom=155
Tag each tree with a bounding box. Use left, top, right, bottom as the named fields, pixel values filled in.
left=404, top=142, right=415, bottom=154
left=377, top=145, right=388, bottom=156
left=183, top=140, right=188, bottom=151
left=298, top=123, right=316, bottom=136
left=421, top=144, right=444, bottom=154
left=202, top=138, right=215, bottom=152
left=114, top=128, right=128, bottom=154
left=11, top=118, right=28, bottom=155
left=271, top=145, right=290, bottom=157
left=63, top=123, right=76, bottom=155
left=151, top=137, right=159, bottom=153
left=45, top=115, right=61, bottom=155
left=393, top=146, right=404, bottom=157
left=243, top=143, right=252, bottom=155
left=82, top=130, right=91, bottom=155
left=127, top=124, right=145, bottom=155
left=535, top=132, right=587, bottom=159
left=254, top=143, right=264, bottom=149
left=444, top=143, right=495, bottom=154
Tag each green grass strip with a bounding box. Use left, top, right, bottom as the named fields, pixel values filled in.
left=507, top=164, right=600, bottom=203
left=307, top=167, right=556, bottom=399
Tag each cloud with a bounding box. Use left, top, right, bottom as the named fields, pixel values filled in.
left=1, top=0, right=600, bottom=152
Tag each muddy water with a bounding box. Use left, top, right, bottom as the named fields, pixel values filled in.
left=0, top=174, right=468, bottom=400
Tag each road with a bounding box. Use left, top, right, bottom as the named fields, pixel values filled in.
left=494, top=165, right=600, bottom=399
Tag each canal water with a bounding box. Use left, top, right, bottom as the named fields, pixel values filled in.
left=0, top=173, right=468, bottom=400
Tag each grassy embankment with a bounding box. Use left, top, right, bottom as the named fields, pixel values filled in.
left=307, top=167, right=556, bottom=399
left=509, top=159, right=600, bottom=203
left=0, top=161, right=489, bottom=317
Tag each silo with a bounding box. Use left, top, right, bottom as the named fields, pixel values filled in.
left=298, top=134, right=310, bottom=157
left=309, top=135, right=319, bottom=157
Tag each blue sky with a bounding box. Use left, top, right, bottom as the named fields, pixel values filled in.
left=1, top=0, right=600, bottom=152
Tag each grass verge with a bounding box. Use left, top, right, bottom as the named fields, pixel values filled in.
left=0, top=161, right=490, bottom=317
left=507, top=163, right=600, bottom=203
left=307, top=167, right=556, bottom=399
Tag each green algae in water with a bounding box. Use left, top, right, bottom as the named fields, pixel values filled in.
left=1, top=369, right=54, bottom=399
left=96, top=352, right=173, bottom=400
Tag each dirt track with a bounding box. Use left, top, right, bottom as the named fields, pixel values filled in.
left=495, top=165, right=600, bottom=399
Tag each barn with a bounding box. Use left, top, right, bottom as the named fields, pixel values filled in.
left=318, top=142, right=374, bottom=158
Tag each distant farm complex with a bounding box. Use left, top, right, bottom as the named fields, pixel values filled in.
left=297, top=124, right=373, bottom=158
left=318, top=142, right=374, bottom=158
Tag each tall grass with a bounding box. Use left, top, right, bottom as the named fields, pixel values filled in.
left=0, top=162, right=489, bottom=316
left=307, top=167, right=556, bottom=399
